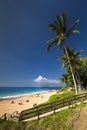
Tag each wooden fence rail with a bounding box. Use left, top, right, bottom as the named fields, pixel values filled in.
left=19, top=92, right=87, bottom=121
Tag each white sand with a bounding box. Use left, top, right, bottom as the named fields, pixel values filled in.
left=0, top=90, right=57, bottom=117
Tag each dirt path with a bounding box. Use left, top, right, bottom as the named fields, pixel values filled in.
left=71, top=108, right=87, bottom=130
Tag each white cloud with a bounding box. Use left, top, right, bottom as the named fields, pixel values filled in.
left=34, top=75, right=60, bottom=86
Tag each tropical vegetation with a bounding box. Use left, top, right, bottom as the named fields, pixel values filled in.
left=59, top=47, right=83, bottom=90
left=78, top=58, right=87, bottom=89
left=48, top=13, right=86, bottom=94
left=59, top=52, right=87, bottom=90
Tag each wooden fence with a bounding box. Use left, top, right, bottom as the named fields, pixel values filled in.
left=19, top=92, right=87, bottom=121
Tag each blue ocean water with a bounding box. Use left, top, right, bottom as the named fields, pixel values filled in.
left=0, top=87, right=61, bottom=99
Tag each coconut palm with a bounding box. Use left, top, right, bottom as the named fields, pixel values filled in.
left=47, top=12, right=80, bottom=94
left=60, top=73, right=73, bottom=88
left=58, top=47, right=83, bottom=90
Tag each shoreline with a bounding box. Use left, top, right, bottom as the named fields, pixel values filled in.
left=0, top=90, right=57, bottom=117
left=0, top=89, right=57, bottom=100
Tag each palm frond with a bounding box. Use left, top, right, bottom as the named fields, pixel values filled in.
left=61, top=12, right=67, bottom=32
left=58, top=56, right=66, bottom=61
left=56, top=15, right=63, bottom=29
left=47, top=37, right=58, bottom=44
left=67, top=29, right=80, bottom=37
left=47, top=42, right=55, bottom=51
left=47, top=37, right=58, bottom=51
left=67, top=19, right=80, bottom=37
left=48, top=23, right=57, bottom=32
left=70, top=19, right=80, bottom=30
left=58, top=39, right=62, bottom=46
left=74, top=50, right=83, bottom=58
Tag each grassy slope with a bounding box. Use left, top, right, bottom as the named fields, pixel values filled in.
left=49, top=87, right=75, bottom=102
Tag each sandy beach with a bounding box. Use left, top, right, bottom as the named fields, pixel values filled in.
left=0, top=90, right=57, bottom=117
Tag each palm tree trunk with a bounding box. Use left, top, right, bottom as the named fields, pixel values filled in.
left=72, top=67, right=82, bottom=91
left=76, top=71, right=82, bottom=91
left=63, top=42, right=78, bottom=95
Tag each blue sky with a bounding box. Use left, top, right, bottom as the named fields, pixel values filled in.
left=0, top=0, right=87, bottom=87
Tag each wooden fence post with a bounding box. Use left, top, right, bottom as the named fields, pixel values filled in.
left=4, top=113, right=7, bottom=121
left=68, top=100, right=70, bottom=108
left=52, top=103, right=55, bottom=113
left=85, top=93, right=87, bottom=100
left=18, top=116, right=20, bottom=123
left=37, top=106, right=39, bottom=120
left=62, top=99, right=64, bottom=107
left=86, top=93, right=87, bottom=99
left=51, top=103, right=55, bottom=113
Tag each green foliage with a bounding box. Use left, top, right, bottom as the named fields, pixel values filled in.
left=49, top=91, right=75, bottom=102
left=60, top=86, right=68, bottom=92
left=60, top=56, right=87, bottom=90
left=79, top=58, right=87, bottom=89
left=59, top=47, right=83, bottom=89
left=47, top=12, right=80, bottom=51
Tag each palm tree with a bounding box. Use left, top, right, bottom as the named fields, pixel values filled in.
left=60, top=73, right=73, bottom=88
left=47, top=12, right=80, bottom=94
left=58, top=47, right=83, bottom=90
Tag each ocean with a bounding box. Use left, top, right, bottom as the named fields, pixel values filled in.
left=0, top=87, right=61, bottom=99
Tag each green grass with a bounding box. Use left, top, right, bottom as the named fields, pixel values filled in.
left=75, top=102, right=87, bottom=109
left=49, top=90, right=75, bottom=102
left=0, top=119, right=24, bottom=130
left=38, top=87, right=75, bottom=106
left=59, top=86, right=69, bottom=92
